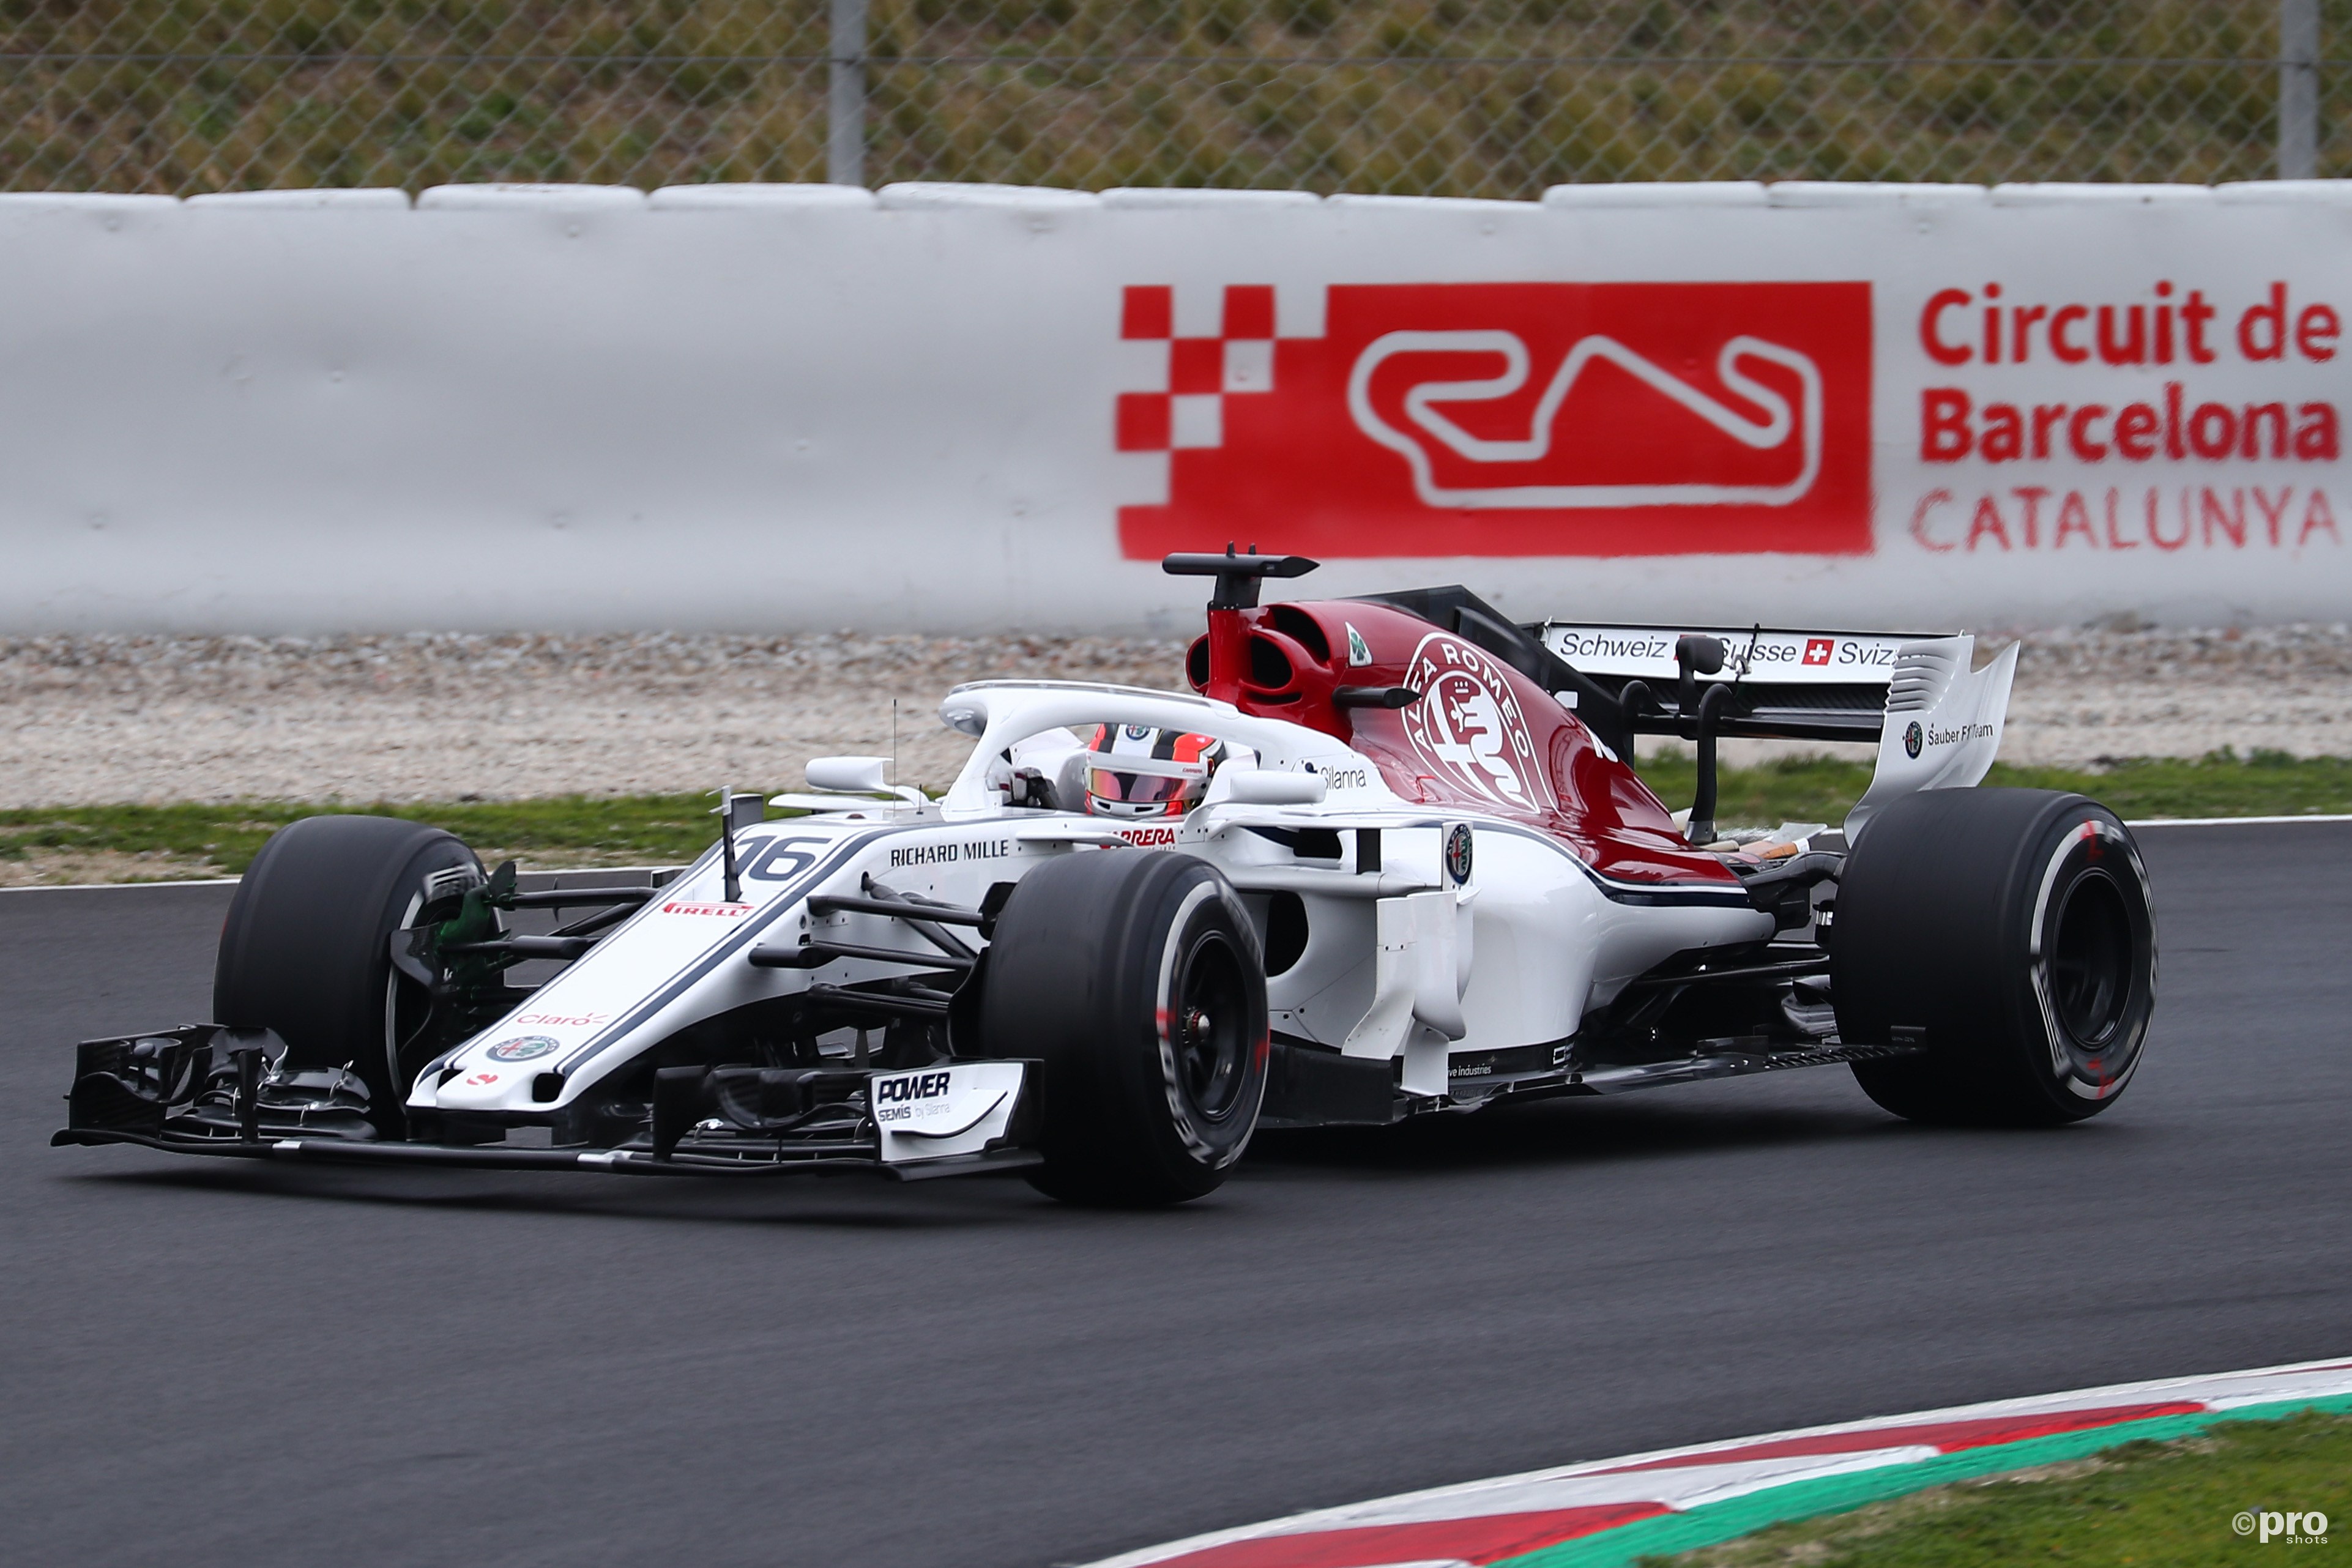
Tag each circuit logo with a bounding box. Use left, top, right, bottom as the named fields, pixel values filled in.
left=1117, top=281, right=1873, bottom=559
left=1347, top=330, right=1822, bottom=510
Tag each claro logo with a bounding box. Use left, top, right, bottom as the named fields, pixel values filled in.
left=1117, top=281, right=1873, bottom=559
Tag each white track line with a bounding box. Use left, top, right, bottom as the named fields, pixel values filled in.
left=2, top=815, right=2345, bottom=896
left=1086, top=1354, right=2352, bottom=1567
left=0, top=865, right=675, bottom=894
left=2126, top=813, right=2352, bottom=826
left=0, top=877, right=244, bottom=893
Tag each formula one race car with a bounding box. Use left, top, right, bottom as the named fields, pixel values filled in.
left=57, top=552, right=2157, bottom=1205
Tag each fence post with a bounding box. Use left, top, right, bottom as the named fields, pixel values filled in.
left=2281, top=0, right=2319, bottom=179
left=829, top=0, right=868, bottom=187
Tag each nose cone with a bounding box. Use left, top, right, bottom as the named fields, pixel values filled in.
left=435, top=1068, right=527, bottom=1110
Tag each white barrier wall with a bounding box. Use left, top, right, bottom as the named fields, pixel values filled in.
left=1, top=179, right=2348, bottom=633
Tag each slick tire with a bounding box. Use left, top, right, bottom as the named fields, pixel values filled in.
left=214, top=815, right=484, bottom=1134
left=980, top=849, right=1270, bottom=1206
left=1834, top=788, right=2156, bottom=1126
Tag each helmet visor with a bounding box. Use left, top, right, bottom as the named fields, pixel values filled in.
left=1087, top=767, right=1197, bottom=807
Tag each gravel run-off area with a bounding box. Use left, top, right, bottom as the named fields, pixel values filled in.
left=3, top=625, right=2351, bottom=808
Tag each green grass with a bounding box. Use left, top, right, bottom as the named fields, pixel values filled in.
left=2, top=749, right=2346, bottom=882
left=1632, top=749, right=2352, bottom=829
left=1639, top=1408, right=2352, bottom=1566
left=0, top=795, right=726, bottom=880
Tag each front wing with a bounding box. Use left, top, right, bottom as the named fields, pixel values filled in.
left=53, top=1025, right=1043, bottom=1183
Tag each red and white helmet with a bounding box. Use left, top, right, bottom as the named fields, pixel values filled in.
left=1082, top=725, right=1227, bottom=819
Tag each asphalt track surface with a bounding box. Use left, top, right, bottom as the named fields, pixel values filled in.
left=4, top=823, right=2346, bottom=1568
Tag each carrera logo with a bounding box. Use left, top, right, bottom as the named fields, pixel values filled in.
left=1117, top=825, right=1178, bottom=848
left=661, top=901, right=751, bottom=917
left=1399, top=634, right=1555, bottom=815
left=1117, top=281, right=1872, bottom=558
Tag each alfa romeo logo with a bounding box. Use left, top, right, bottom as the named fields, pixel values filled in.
left=1904, top=721, right=1923, bottom=759
left=1398, top=633, right=1556, bottom=814
left=485, top=1035, right=560, bottom=1063
left=1445, top=824, right=1475, bottom=885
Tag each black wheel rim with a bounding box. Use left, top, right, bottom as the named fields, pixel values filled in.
left=378, top=890, right=442, bottom=1134
left=1172, top=933, right=1251, bottom=1121
left=2049, top=868, right=2132, bottom=1047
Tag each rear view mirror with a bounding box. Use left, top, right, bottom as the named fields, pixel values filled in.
left=1223, top=770, right=1328, bottom=806
left=806, top=756, right=891, bottom=793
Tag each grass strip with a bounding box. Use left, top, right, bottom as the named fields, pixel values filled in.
left=1632, top=748, right=2352, bottom=828
left=3, top=750, right=2350, bottom=882
left=1509, top=1397, right=2352, bottom=1568
left=0, top=795, right=725, bottom=880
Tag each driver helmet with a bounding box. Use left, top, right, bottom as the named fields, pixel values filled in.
left=1082, top=725, right=1227, bottom=819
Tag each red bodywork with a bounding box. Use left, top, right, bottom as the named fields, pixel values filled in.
left=1190, top=600, right=1740, bottom=890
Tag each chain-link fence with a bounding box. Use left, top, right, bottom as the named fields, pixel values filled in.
left=1, top=2, right=2341, bottom=199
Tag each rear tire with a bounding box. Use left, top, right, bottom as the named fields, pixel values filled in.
left=980, top=849, right=1270, bottom=1206
left=214, top=815, right=483, bottom=1134
left=1835, top=788, right=2156, bottom=1126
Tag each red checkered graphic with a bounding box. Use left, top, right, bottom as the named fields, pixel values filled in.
left=1115, top=284, right=1289, bottom=456
left=1115, top=280, right=1874, bottom=559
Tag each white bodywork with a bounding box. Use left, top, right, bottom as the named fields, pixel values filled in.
left=415, top=668, right=2041, bottom=1151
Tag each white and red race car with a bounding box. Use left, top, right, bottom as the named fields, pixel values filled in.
left=58, top=552, right=2156, bottom=1205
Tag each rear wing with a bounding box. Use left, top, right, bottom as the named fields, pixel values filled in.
left=1535, top=621, right=2019, bottom=838
left=1535, top=623, right=1927, bottom=743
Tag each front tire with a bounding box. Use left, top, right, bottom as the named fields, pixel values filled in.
left=980, top=849, right=1270, bottom=1206
left=1834, top=788, right=2156, bottom=1126
left=215, top=815, right=484, bottom=1134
